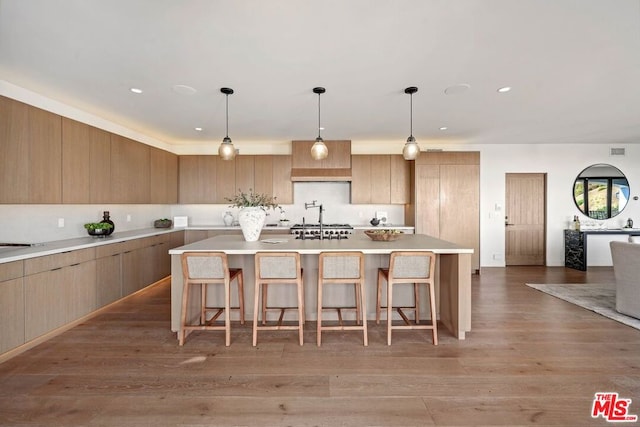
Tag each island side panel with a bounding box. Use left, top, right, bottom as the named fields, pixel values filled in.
left=438, top=253, right=471, bottom=339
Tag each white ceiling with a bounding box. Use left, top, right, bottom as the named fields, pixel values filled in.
left=1, top=0, right=640, bottom=152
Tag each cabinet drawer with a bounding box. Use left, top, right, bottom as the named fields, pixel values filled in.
left=24, top=247, right=96, bottom=275
left=0, top=260, right=24, bottom=282
left=96, top=241, right=128, bottom=258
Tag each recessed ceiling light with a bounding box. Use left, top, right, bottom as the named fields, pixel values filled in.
left=444, top=84, right=471, bottom=95
left=130, top=87, right=143, bottom=94
left=195, top=127, right=203, bottom=132
left=439, top=126, right=448, bottom=131
left=173, top=85, right=197, bottom=95
left=497, top=86, right=512, bottom=93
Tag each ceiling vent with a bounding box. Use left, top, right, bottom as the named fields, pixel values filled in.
left=609, top=147, right=625, bottom=156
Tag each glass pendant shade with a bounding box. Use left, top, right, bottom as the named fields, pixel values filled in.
left=218, top=137, right=235, bottom=160
left=402, top=136, right=420, bottom=160
left=311, top=137, right=328, bottom=160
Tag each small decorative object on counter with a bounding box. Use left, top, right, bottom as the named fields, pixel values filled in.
left=573, top=215, right=581, bottom=231
left=279, top=219, right=290, bottom=227
left=223, top=211, right=234, bottom=227
left=154, top=218, right=173, bottom=228
left=370, top=217, right=380, bottom=226
left=626, top=218, right=634, bottom=228
left=84, top=222, right=114, bottom=237
left=364, top=229, right=404, bottom=241
left=101, top=211, right=115, bottom=235
left=226, top=188, right=281, bottom=241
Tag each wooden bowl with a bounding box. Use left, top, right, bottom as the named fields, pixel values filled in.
left=364, top=230, right=404, bottom=241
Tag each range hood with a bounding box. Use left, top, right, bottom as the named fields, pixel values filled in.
left=290, top=140, right=352, bottom=181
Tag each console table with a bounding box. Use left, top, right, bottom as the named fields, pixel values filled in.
left=564, top=229, right=640, bottom=270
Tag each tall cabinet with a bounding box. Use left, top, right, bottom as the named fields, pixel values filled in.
left=407, top=151, right=480, bottom=273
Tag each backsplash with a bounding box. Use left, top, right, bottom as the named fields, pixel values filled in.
left=171, top=182, right=406, bottom=227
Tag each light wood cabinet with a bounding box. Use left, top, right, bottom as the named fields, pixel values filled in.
left=178, top=155, right=293, bottom=205
left=150, top=147, right=178, bottom=204
left=0, top=261, right=25, bottom=354
left=272, top=155, right=293, bottom=204
left=2, top=231, right=184, bottom=357
left=96, top=242, right=125, bottom=308
left=409, top=151, right=480, bottom=272
left=62, top=118, right=112, bottom=203
left=291, top=140, right=351, bottom=181
left=0, top=96, right=62, bottom=204
left=28, top=105, right=63, bottom=203
left=24, top=256, right=96, bottom=341
left=0, top=96, right=29, bottom=203
left=111, top=134, right=150, bottom=203
left=351, top=155, right=408, bottom=204
left=178, top=155, right=217, bottom=203
left=216, top=156, right=236, bottom=203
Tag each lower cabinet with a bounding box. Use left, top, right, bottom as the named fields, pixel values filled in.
left=1, top=230, right=185, bottom=358
left=24, top=258, right=97, bottom=341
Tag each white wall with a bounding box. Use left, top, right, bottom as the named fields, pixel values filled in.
left=479, top=143, right=640, bottom=267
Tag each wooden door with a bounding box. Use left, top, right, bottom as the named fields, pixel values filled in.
left=505, top=173, right=546, bottom=265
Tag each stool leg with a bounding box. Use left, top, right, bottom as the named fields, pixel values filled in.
left=376, top=270, right=383, bottom=324
left=354, top=283, right=361, bottom=325
left=262, top=284, right=268, bottom=325
left=387, top=280, right=393, bottom=346
left=252, top=281, right=261, bottom=347
left=414, top=283, right=420, bottom=324
left=236, top=271, right=245, bottom=324
left=201, top=283, right=207, bottom=324
left=224, top=278, right=231, bottom=347
left=360, top=281, right=368, bottom=346
left=179, top=280, right=190, bottom=346
left=297, top=279, right=304, bottom=346
left=428, top=282, right=438, bottom=345
left=317, top=277, right=323, bottom=346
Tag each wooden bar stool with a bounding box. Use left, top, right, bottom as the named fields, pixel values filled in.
left=376, top=251, right=438, bottom=345
left=253, top=252, right=304, bottom=346
left=178, top=252, right=245, bottom=346
left=317, top=251, right=367, bottom=346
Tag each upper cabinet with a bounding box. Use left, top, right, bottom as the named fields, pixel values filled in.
left=62, top=118, right=111, bottom=204
left=178, top=155, right=293, bottom=204
left=110, top=135, right=150, bottom=203
left=0, top=96, right=62, bottom=204
left=351, top=155, right=409, bottom=204
left=150, top=146, right=178, bottom=204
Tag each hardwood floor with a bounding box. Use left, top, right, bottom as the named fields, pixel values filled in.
left=1, top=267, right=638, bottom=426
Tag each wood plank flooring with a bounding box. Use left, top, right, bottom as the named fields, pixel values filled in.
left=1, top=266, right=638, bottom=426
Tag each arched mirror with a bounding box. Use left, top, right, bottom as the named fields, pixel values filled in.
left=573, top=163, right=630, bottom=219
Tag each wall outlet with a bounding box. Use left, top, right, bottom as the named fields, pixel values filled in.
left=57, top=218, right=65, bottom=228
left=493, top=254, right=504, bottom=260
left=126, top=214, right=131, bottom=222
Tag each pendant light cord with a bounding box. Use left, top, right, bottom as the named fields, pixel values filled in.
left=410, top=92, right=413, bottom=138
left=225, top=93, right=229, bottom=139
left=317, top=92, right=322, bottom=139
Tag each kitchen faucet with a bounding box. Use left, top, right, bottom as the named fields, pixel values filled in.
left=305, top=200, right=324, bottom=240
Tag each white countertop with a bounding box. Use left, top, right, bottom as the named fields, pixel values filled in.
left=0, top=227, right=184, bottom=264
left=169, top=233, right=472, bottom=255
left=0, top=224, right=416, bottom=264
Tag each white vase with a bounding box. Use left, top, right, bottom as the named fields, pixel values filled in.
left=238, top=207, right=267, bottom=242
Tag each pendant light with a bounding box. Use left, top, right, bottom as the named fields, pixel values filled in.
left=311, top=87, right=328, bottom=160
left=218, top=87, right=236, bottom=160
left=402, top=86, right=420, bottom=160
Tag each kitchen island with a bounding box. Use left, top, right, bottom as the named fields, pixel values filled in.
left=169, top=233, right=474, bottom=340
